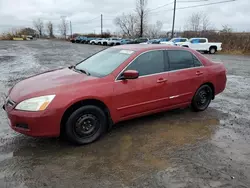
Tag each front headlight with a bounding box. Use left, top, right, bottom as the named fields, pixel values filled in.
left=15, top=95, right=56, bottom=111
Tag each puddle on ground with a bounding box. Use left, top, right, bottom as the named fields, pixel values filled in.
left=0, top=108, right=220, bottom=187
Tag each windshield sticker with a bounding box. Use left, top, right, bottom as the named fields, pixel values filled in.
left=119, top=50, right=134, bottom=55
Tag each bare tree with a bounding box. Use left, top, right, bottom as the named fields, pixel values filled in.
left=146, top=21, right=163, bottom=38
left=187, top=12, right=212, bottom=32
left=33, top=18, right=44, bottom=37
left=221, top=24, right=233, bottom=32
left=58, top=17, right=69, bottom=39
left=135, top=0, right=148, bottom=37
left=189, top=12, right=202, bottom=32
left=46, top=21, right=54, bottom=38
left=201, top=13, right=211, bottom=31
left=114, top=13, right=138, bottom=37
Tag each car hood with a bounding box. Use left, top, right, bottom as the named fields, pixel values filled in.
left=9, top=68, right=97, bottom=102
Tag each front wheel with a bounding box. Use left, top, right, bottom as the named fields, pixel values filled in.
left=65, top=105, right=107, bottom=145
left=191, top=85, right=213, bottom=112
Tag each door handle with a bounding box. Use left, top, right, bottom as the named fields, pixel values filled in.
left=157, top=78, right=167, bottom=83
left=196, top=71, right=203, bottom=76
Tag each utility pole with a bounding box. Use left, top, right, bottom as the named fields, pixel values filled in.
left=101, top=14, right=103, bottom=36
left=70, top=21, right=72, bottom=38
left=171, top=0, right=177, bottom=38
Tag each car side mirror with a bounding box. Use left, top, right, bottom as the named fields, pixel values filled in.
left=121, top=70, right=139, bottom=80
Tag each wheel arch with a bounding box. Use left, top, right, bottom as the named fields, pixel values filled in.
left=60, top=99, right=113, bottom=134
left=209, top=45, right=217, bottom=51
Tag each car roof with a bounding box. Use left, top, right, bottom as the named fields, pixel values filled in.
left=113, top=44, right=192, bottom=52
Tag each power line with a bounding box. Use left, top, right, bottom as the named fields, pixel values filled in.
left=178, top=0, right=209, bottom=2
left=169, top=0, right=236, bottom=38
left=148, top=1, right=174, bottom=12
left=72, top=16, right=100, bottom=24
left=176, top=0, right=236, bottom=10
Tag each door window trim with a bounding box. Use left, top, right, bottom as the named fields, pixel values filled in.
left=115, top=49, right=204, bottom=82
left=115, top=49, right=167, bottom=81
left=165, top=49, right=204, bottom=72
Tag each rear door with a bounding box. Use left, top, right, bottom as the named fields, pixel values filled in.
left=166, top=50, right=205, bottom=106
left=113, top=50, right=169, bottom=119
left=197, top=38, right=207, bottom=51
left=189, top=38, right=200, bottom=50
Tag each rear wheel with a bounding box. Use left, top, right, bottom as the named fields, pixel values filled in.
left=65, top=105, right=107, bottom=145
left=209, top=47, right=216, bottom=54
left=191, top=85, right=213, bottom=112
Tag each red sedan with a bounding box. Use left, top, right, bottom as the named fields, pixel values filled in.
left=3, top=45, right=227, bottom=144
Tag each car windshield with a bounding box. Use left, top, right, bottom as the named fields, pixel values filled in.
left=75, top=48, right=135, bottom=77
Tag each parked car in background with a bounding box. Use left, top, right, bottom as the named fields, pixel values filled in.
left=101, top=38, right=110, bottom=46
left=180, top=38, right=222, bottom=54
left=75, top=36, right=87, bottom=43
left=85, top=37, right=96, bottom=44
left=96, top=38, right=106, bottom=45
left=160, top=38, right=188, bottom=46
left=127, top=38, right=149, bottom=44
left=159, top=38, right=170, bottom=43
left=120, top=39, right=133, bottom=45
left=3, top=44, right=227, bottom=145
left=140, top=39, right=161, bottom=44
left=79, top=37, right=88, bottom=44
left=90, top=38, right=103, bottom=45
left=70, top=37, right=76, bottom=43
left=107, top=38, right=122, bottom=46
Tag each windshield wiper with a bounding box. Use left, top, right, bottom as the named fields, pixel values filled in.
left=77, top=69, right=90, bottom=76
left=72, top=66, right=90, bottom=76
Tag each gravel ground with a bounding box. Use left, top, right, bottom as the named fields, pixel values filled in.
left=0, top=40, right=249, bottom=188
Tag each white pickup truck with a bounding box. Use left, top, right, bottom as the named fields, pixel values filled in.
left=160, top=38, right=188, bottom=46
left=180, top=38, right=222, bottom=54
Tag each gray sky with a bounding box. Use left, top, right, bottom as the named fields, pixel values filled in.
left=0, top=0, right=249, bottom=35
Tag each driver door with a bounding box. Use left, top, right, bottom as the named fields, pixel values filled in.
left=112, top=50, right=169, bottom=119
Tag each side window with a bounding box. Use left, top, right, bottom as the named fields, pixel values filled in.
left=193, top=55, right=203, bottom=67
left=126, top=50, right=165, bottom=76
left=168, top=50, right=194, bottom=71
left=191, top=39, right=199, bottom=44
left=180, top=39, right=187, bottom=42
left=199, top=39, right=207, bottom=43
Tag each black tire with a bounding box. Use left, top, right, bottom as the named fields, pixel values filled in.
left=191, top=85, right=213, bottom=112
left=209, top=47, right=216, bottom=54
left=65, top=105, right=107, bottom=145
left=103, top=42, right=107, bottom=46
